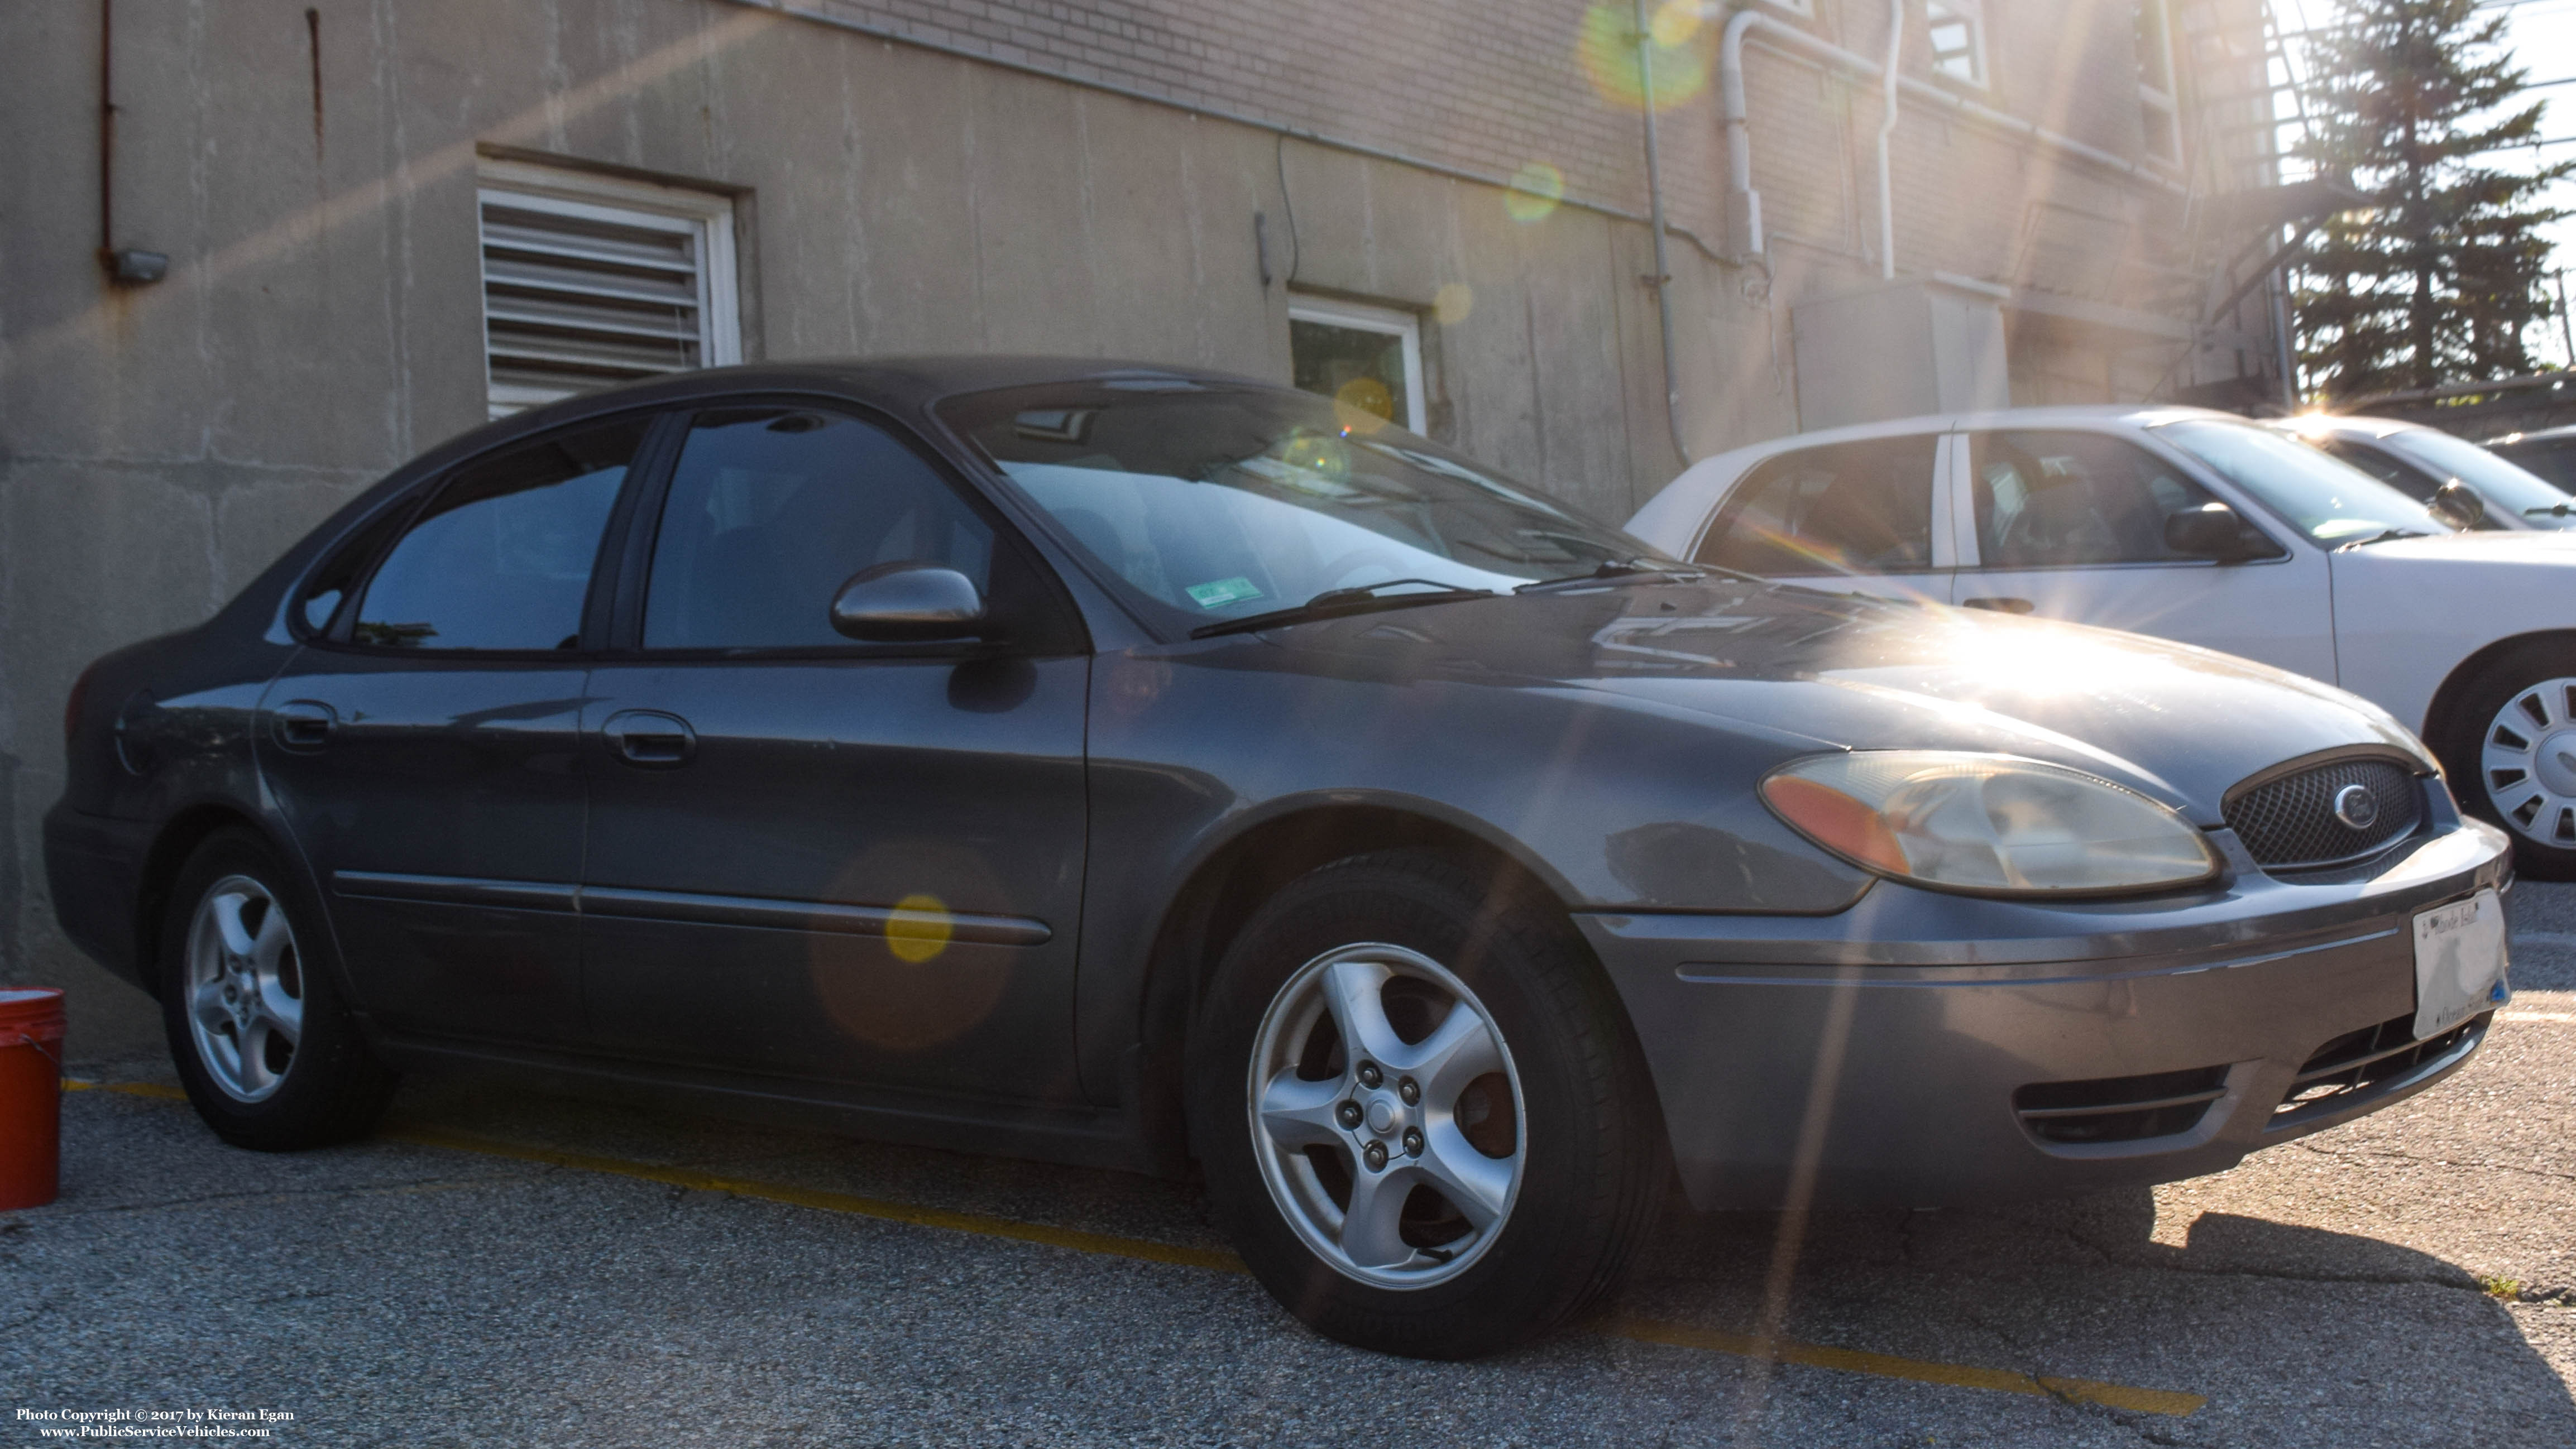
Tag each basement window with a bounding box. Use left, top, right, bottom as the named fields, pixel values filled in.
left=1289, top=299, right=1428, bottom=434
left=476, top=160, right=742, bottom=420
left=1926, top=1, right=1988, bottom=87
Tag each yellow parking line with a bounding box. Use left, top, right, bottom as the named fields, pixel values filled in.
left=59, top=1078, right=2203, bottom=1416
left=1608, top=1317, right=2206, bottom=1416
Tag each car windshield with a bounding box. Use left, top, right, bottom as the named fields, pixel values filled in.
left=2374, top=428, right=2576, bottom=524
left=940, top=381, right=1681, bottom=632
left=2156, top=419, right=2455, bottom=544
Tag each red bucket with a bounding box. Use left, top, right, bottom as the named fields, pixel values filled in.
left=0, top=987, right=65, bottom=1210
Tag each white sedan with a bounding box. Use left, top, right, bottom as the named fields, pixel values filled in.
left=1626, top=405, right=2576, bottom=876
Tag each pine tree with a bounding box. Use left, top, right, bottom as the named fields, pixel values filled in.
left=2293, top=0, right=2569, bottom=400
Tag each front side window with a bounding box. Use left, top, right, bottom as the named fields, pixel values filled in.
left=1970, top=430, right=2243, bottom=568
left=351, top=420, right=642, bottom=650
left=2157, top=419, right=2451, bottom=545
left=642, top=407, right=998, bottom=651
left=1698, top=436, right=1938, bottom=577
left=939, top=382, right=1663, bottom=635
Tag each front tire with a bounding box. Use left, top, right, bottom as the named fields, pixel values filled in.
left=1186, top=851, right=1665, bottom=1359
left=2434, top=641, right=2576, bottom=880
left=159, top=828, right=398, bottom=1149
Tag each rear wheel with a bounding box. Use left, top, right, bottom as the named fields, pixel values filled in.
left=2434, top=642, right=2576, bottom=880
left=160, top=828, right=398, bottom=1149
left=1186, top=851, right=1664, bottom=1359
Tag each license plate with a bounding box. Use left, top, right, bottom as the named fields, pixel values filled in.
left=2413, top=888, right=2510, bottom=1040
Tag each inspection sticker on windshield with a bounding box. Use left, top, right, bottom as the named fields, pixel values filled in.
left=2413, top=887, right=2508, bottom=1040
left=1186, top=577, right=1263, bottom=609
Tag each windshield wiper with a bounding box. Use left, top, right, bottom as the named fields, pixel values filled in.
left=2527, top=503, right=2575, bottom=517
left=2340, top=527, right=2434, bottom=548
left=1514, top=558, right=1706, bottom=593
left=1188, top=579, right=1498, bottom=639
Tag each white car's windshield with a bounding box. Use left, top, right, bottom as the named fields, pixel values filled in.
left=2157, top=419, right=2455, bottom=545
left=2375, top=428, right=2576, bottom=523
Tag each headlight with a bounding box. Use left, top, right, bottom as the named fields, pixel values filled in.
left=1760, top=751, right=2221, bottom=897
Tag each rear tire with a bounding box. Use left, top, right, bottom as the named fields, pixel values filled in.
left=159, top=828, right=398, bottom=1149
left=1185, top=850, right=1665, bottom=1359
left=2432, top=641, right=2576, bottom=881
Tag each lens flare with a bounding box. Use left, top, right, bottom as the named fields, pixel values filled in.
left=1648, top=0, right=1700, bottom=48
left=1505, top=162, right=1565, bottom=223
left=1333, top=377, right=1395, bottom=433
left=885, top=893, right=954, bottom=963
left=1433, top=282, right=1475, bottom=325
left=1577, top=3, right=1715, bottom=112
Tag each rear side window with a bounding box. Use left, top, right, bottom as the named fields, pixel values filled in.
left=641, top=406, right=998, bottom=651
left=1696, top=436, right=1937, bottom=576
left=352, top=419, right=643, bottom=650
left=1970, top=431, right=2225, bottom=568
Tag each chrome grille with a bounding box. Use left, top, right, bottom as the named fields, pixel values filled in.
left=2222, top=757, right=2421, bottom=870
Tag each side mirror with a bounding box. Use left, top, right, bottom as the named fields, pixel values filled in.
left=2429, top=478, right=2488, bottom=530
left=829, top=562, right=987, bottom=642
left=2164, top=502, right=2273, bottom=563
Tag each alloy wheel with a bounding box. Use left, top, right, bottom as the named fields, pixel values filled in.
left=1245, top=942, right=1525, bottom=1289
left=2481, top=676, right=2576, bottom=848
left=183, top=875, right=305, bottom=1102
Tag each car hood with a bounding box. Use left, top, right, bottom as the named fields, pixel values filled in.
left=1253, top=577, right=2426, bottom=824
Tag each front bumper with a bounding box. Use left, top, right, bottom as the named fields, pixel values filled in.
left=1579, top=821, right=2513, bottom=1211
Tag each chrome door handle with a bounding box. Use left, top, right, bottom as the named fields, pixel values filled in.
left=1960, top=596, right=2035, bottom=615
left=602, top=710, right=696, bottom=767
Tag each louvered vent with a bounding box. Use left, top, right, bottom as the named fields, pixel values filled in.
left=476, top=175, right=736, bottom=419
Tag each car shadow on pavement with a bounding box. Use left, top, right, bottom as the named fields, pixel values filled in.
left=1612, top=1185, right=2573, bottom=1432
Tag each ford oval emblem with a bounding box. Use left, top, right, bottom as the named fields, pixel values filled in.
left=2333, top=783, right=2380, bottom=831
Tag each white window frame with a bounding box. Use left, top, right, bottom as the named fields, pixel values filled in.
left=475, top=159, right=741, bottom=419
left=1289, top=298, right=1428, bottom=434
left=1924, top=0, right=1989, bottom=89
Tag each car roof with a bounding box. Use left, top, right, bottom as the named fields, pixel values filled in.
left=464, top=354, right=1279, bottom=453
left=2263, top=414, right=2433, bottom=443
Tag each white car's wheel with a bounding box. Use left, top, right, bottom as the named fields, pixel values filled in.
left=2438, top=644, right=2576, bottom=879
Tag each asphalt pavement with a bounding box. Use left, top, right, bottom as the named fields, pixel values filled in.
left=3, top=890, right=2569, bottom=1447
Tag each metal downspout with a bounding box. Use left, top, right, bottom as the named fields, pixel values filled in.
left=1636, top=0, right=1691, bottom=466
left=1875, top=0, right=1902, bottom=280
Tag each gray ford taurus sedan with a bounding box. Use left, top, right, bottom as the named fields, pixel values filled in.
left=46, top=358, right=2514, bottom=1359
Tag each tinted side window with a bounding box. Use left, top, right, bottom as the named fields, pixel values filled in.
left=1971, top=431, right=2224, bottom=568
left=1696, top=436, right=1937, bottom=576
left=353, top=420, right=641, bottom=650
left=642, top=407, right=997, bottom=650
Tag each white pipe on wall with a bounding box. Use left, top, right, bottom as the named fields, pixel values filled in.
left=1875, top=0, right=1903, bottom=280
left=1715, top=6, right=2189, bottom=264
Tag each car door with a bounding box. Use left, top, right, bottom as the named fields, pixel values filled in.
left=258, top=415, right=652, bottom=1049
left=1946, top=427, right=2337, bottom=679
left=1687, top=432, right=1953, bottom=603
left=578, top=400, right=1091, bottom=1100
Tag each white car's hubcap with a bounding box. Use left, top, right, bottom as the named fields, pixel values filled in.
left=2481, top=677, right=2576, bottom=846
